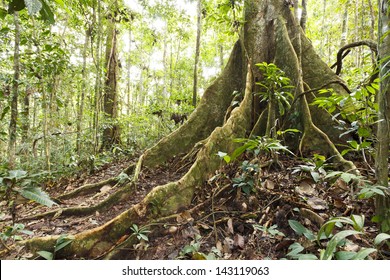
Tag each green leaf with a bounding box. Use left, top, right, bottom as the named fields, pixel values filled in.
left=19, top=187, right=57, bottom=207
left=335, top=251, right=356, bottom=260
left=8, top=0, right=26, bottom=13
left=351, top=248, right=376, bottom=260
left=374, top=233, right=390, bottom=246
left=298, top=254, right=318, bottom=260
left=54, top=236, right=74, bottom=252
left=288, top=220, right=316, bottom=241
left=322, top=230, right=362, bottom=260
left=37, top=250, right=54, bottom=260
left=351, top=215, right=365, bottom=231
left=0, top=8, right=7, bottom=19
left=286, top=242, right=304, bottom=257
left=25, top=0, right=42, bottom=15
left=39, top=0, right=55, bottom=24
left=8, top=170, right=27, bottom=180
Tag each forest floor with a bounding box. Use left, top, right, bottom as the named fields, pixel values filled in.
left=0, top=153, right=388, bottom=260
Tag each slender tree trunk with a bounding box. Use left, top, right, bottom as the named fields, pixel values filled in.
left=340, top=0, right=350, bottom=47
left=126, top=26, right=132, bottom=145
left=300, top=0, right=307, bottom=32
left=375, top=0, right=390, bottom=233
left=101, top=9, right=121, bottom=150
left=93, top=0, right=102, bottom=154
left=77, top=27, right=90, bottom=155
left=192, top=0, right=202, bottom=107
left=8, top=11, right=20, bottom=168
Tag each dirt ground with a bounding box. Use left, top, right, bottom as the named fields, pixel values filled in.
left=0, top=154, right=389, bottom=260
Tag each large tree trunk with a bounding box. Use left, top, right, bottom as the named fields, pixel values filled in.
left=24, top=0, right=355, bottom=259
left=375, top=0, right=390, bottom=233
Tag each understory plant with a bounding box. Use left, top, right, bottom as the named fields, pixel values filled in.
left=287, top=215, right=390, bottom=260
left=0, top=170, right=57, bottom=221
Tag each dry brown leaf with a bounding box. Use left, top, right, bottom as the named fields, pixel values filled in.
left=234, top=234, right=245, bottom=249
left=262, top=179, right=275, bottom=190
left=223, top=237, right=234, bottom=253
left=227, top=218, right=234, bottom=234
left=295, top=180, right=318, bottom=196
left=307, top=197, right=328, bottom=210
left=216, top=240, right=223, bottom=252
left=99, top=185, right=112, bottom=194
left=177, top=210, right=194, bottom=224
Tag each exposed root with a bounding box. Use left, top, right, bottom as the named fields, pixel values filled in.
left=20, top=182, right=136, bottom=221
left=57, top=163, right=135, bottom=200
left=57, top=177, right=119, bottom=200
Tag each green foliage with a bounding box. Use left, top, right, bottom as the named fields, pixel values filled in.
left=292, top=154, right=328, bottom=182
left=178, top=235, right=220, bottom=260
left=8, top=0, right=55, bottom=24
left=231, top=136, right=294, bottom=162
left=253, top=224, right=285, bottom=237
left=130, top=224, right=150, bottom=242
left=255, top=62, right=294, bottom=116
left=287, top=215, right=384, bottom=260
left=37, top=234, right=75, bottom=260
left=0, top=223, right=33, bottom=241
left=232, top=160, right=258, bottom=195
left=312, top=79, right=379, bottom=157
left=0, top=169, right=57, bottom=209
left=288, top=219, right=317, bottom=241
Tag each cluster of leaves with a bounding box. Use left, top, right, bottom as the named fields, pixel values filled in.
left=0, top=170, right=57, bottom=211
left=287, top=215, right=390, bottom=260
left=0, top=223, right=32, bottom=242
left=37, top=234, right=74, bottom=260
left=178, top=235, right=221, bottom=260
left=312, top=79, right=379, bottom=157
left=255, top=62, right=294, bottom=116
left=219, top=136, right=294, bottom=165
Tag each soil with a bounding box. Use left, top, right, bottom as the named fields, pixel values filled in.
left=0, top=154, right=389, bottom=260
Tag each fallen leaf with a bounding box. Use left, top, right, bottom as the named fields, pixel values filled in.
left=263, top=179, right=275, bottom=190
left=234, top=234, right=245, bottom=249
left=295, top=180, right=318, bottom=196
left=177, top=210, right=194, bottom=224
left=307, top=197, right=328, bottom=210
left=227, top=218, right=234, bottom=234
left=223, top=237, right=234, bottom=253
left=99, top=185, right=112, bottom=194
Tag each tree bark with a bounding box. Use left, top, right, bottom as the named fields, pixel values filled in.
left=192, top=0, right=202, bottom=107
left=8, top=11, right=20, bottom=169
left=101, top=5, right=121, bottom=151
left=375, top=0, right=390, bottom=233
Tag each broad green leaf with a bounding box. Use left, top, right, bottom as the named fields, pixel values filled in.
left=19, top=187, right=57, bottom=207
left=8, top=0, right=26, bottom=13
left=25, top=0, right=42, bottom=15
left=335, top=251, right=356, bottom=260
left=351, top=215, right=365, bottom=231
left=8, top=170, right=27, bottom=180
left=298, top=254, right=318, bottom=260
left=37, top=250, right=54, bottom=260
left=39, top=0, right=54, bottom=24
left=0, top=8, right=7, bottom=18
left=286, top=242, right=304, bottom=257
left=322, top=230, right=362, bottom=260
left=54, top=235, right=74, bottom=252
left=351, top=248, right=376, bottom=260
left=374, top=233, right=390, bottom=246
left=288, top=220, right=316, bottom=241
